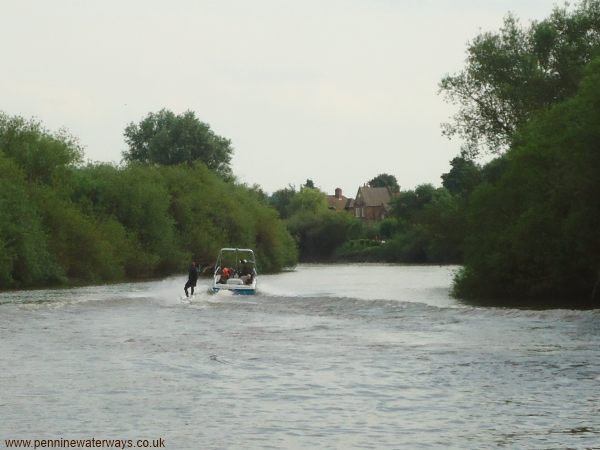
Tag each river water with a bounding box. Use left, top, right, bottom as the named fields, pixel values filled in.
left=1, top=264, right=599, bottom=449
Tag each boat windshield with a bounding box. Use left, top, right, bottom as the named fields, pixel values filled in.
left=215, top=249, right=256, bottom=274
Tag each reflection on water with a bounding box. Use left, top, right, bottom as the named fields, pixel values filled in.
left=1, top=264, right=598, bottom=449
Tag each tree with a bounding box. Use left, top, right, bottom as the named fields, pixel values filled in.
left=390, top=184, right=436, bottom=220
left=269, top=185, right=297, bottom=219
left=369, top=173, right=400, bottom=193
left=454, top=55, right=600, bottom=306
left=123, top=109, right=233, bottom=178
left=0, top=113, right=83, bottom=184
left=302, top=178, right=315, bottom=189
left=440, top=1, right=600, bottom=156
left=441, top=156, right=481, bottom=196
left=383, top=185, right=463, bottom=263
left=0, top=152, right=62, bottom=287
left=280, top=187, right=364, bottom=260
left=288, top=188, right=328, bottom=215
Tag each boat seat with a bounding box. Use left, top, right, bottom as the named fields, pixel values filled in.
left=227, top=278, right=244, bottom=285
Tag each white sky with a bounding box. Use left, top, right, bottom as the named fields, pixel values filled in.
left=1, top=0, right=557, bottom=195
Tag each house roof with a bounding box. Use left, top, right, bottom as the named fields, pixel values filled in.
left=327, top=195, right=354, bottom=211
left=327, top=195, right=348, bottom=210
left=355, top=186, right=392, bottom=207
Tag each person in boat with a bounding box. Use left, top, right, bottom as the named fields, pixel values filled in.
left=239, top=259, right=255, bottom=285
left=219, top=267, right=232, bottom=284
left=184, top=261, right=199, bottom=297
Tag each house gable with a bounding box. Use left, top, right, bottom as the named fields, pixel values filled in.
left=353, top=186, right=394, bottom=222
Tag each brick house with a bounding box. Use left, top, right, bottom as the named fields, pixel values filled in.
left=353, top=186, right=394, bottom=223
left=327, top=187, right=354, bottom=211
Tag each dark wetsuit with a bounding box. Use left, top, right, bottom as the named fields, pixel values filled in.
left=184, top=265, right=199, bottom=297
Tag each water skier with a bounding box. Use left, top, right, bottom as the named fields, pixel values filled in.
left=184, top=261, right=199, bottom=297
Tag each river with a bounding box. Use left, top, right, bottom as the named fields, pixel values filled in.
left=1, top=264, right=598, bottom=449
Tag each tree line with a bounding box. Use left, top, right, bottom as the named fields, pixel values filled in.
left=0, top=112, right=296, bottom=289
left=441, top=0, right=600, bottom=307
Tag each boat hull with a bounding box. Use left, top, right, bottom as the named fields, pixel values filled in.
left=211, top=280, right=257, bottom=295
left=211, top=285, right=256, bottom=295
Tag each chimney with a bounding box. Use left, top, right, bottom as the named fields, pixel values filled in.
left=335, top=188, right=342, bottom=199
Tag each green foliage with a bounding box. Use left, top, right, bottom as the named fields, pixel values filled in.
left=0, top=113, right=297, bottom=289
left=69, top=161, right=297, bottom=277
left=123, top=109, right=233, bottom=179
left=276, top=187, right=364, bottom=260
left=0, top=113, right=83, bottom=184
left=0, top=153, right=63, bottom=287
left=390, top=184, right=436, bottom=219
left=376, top=218, right=405, bottom=240
left=70, top=163, right=183, bottom=277
left=269, top=185, right=297, bottom=219
left=441, top=157, right=482, bottom=197
left=287, top=208, right=362, bottom=260
left=159, top=163, right=297, bottom=273
left=252, top=205, right=298, bottom=272
left=288, top=188, right=328, bottom=215
left=335, top=239, right=384, bottom=261
left=455, top=56, right=600, bottom=305
left=372, top=185, right=464, bottom=263
left=302, top=179, right=315, bottom=189
left=440, top=1, right=600, bottom=156
left=33, top=187, right=134, bottom=282
left=369, top=173, right=400, bottom=193
left=275, top=181, right=464, bottom=264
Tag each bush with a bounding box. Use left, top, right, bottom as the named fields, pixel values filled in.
left=0, top=114, right=298, bottom=289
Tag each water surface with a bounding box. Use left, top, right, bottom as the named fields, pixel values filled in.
left=1, top=264, right=598, bottom=449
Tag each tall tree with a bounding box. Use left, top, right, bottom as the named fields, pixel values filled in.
left=369, top=173, right=400, bottom=193
left=441, top=156, right=481, bottom=197
left=454, top=56, right=600, bottom=305
left=269, top=185, right=297, bottom=219
left=123, top=109, right=233, bottom=178
left=302, top=178, right=315, bottom=189
left=440, top=1, right=600, bottom=156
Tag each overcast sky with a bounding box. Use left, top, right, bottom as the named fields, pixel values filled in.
left=1, top=0, right=557, bottom=195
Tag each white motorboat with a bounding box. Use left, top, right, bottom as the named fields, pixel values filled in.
left=212, top=248, right=257, bottom=295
